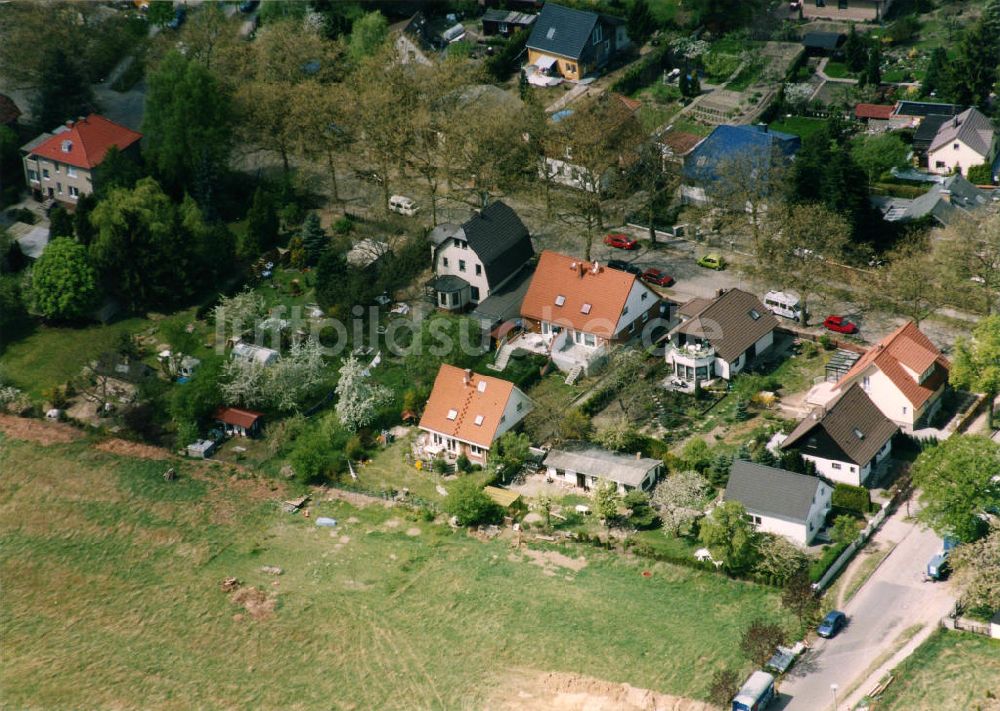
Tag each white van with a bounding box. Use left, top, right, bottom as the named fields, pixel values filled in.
left=763, top=290, right=803, bottom=320
left=389, top=195, right=419, bottom=216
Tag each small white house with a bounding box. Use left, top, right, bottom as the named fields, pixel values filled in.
left=927, top=108, right=996, bottom=177
left=724, top=460, right=831, bottom=546
left=781, top=383, right=898, bottom=486
left=544, top=446, right=662, bottom=494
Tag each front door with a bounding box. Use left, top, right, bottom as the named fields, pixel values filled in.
left=47, top=187, right=54, bottom=198
left=577, top=473, right=586, bottom=489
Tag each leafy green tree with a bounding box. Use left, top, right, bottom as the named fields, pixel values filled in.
left=843, top=25, right=867, bottom=72
left=851, top=133, right=908, bottom=185
left=290, top=427, right=338, bottom=484
left=0, top=275, right=26, bottom=340
left=966, top=163, right=994, bottom=185
left=168, top=356, right=222, bottom=443
left=241, top=187, right=279, bottom=260
left=147, top=0, right=175, bottom=27
left=681, top=438, right=714, bottom=474
left=443, top=478, right=503, bottom=526
left=593, top=479, right=622, bottom=525
left=951, top=316, right=1000, bottom=427
left=143, top=51, right=233, bottom=206
left=259, top=0, right=306, bottom=25
left=859, top=43, right=881, bottom=88
left=560, top=409, right=593, bottom=441
left=782, top=569, right=820, bottom=627
left=696, top=0, right=761, bottom=32
left=950, top=21, right=998, bottom=109
left=347, top=11, right=388, bottom=64
left=33, top=47, right=96, bottom=132
left=48, top=207, right=75, bottom=240
left=623, top=490, right=657, bottom=529
left=0, top=125, right=24, bottom=204
left=495, top=430, right=532, bottom=479
left=911, top=436, right=1000, bottom=543
left=89, top=177, right=204, bottom=310
left=949, top=522, right=1000, bottom=614
left=73, top=193, right=98, bottom=246
left=740, top=618, right=786, bottom=666
left=627, top=0, right=657, bottom=45
left=594, top=420, right=644, bottom=453
left=921, top=46, right=948, bottom=98
left=699, top=501, right=759, bottom=573
left=31, top=237, right=98, bottom=319
left=300, top=213, right=328, bottom=265
left=754, top=535, right=808, bottom=586
left=831, top=514, right=860, bottom=547
left=93, top=146, right=144, bottom=198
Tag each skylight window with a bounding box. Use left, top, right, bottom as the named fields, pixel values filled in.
left=546, top=26, right=556, bottom=40
left=446, top=409, right=458, bottom=420
left=749, top=309, right=761, bottom=320
left=581, top=303, right=592, bottom=314
left=477, top=381, right=487, bottom=393
left=474, top=415, right=484, bottom=426
left=853, top=428, right=865, bottom=439
left=555, top=295, right=566, bottom=307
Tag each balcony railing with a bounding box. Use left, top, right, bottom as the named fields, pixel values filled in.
left=666, top=342, right=716, bottom=360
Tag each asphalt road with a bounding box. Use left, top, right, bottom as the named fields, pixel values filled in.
left=774, top=512, right=955, bottom=711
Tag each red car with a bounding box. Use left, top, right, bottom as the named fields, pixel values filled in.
left=604, top=233, right=638, bottom=250
left=823, top=315, right=859, bottom=334
left=641, top=268, right=675, bottom=287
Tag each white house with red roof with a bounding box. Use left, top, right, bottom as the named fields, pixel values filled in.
left=418, top=364, right=533, bottom=466
left=512, top=250, right=661, bottom=377
left=833, top=321, right=950, bottom=432
left=21, top=114, right=142, bottom=207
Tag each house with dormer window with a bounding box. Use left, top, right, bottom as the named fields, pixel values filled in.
left=514, top=250, right=661, bottom=376
left=833, top=321, right=949, bottom=432
left=780, top=384, right=898, bottom=486
left=525, top=3, right=629, bottom=82
left=21, top=114, right=141, bottom=208
left=418, top=365, right=533, bottom=466
left=663, top=289, right=778, bottom=390
left=724, top=460, right=831, bottom=546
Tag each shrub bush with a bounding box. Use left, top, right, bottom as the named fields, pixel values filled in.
left=442, top=478, right=502, bottom=526
left=832, top=483, right=872, bottom=514
left=808, top=541, right=849, bottom=582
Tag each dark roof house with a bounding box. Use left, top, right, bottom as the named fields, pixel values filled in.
left=873, top=174, right=998, bottom=226
left=671, top=289, right=779, bottom=363
left=802, top=31, right=845, bottom=53
left=724, top=460, right=830, bottom=545
left=525, top=3, right=628, bottom=80
left=893, top=101, right=966, bottom=119
left=782, top=383, right=898, bottom=471
left=462, top=201, right=534, bottom=286
left=482, top=8, right=536, bottom=37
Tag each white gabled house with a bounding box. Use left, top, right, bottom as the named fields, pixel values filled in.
left=833, top=321, right=949, bottom=433
left=664, top=289, right=778, bottom=391
left=724, top=460, right=831, bottom=546
left=780, top=383, right=898, bottom=487
left=926, top=107, right=996, bottom=178
left=543, top=445, right=662, bottom=494
left=418, top=365, right=533, bottom=466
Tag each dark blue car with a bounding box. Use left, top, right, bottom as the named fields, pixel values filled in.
left=817, top=610, right=847, bottom=638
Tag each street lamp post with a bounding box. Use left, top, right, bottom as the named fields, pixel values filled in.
left=831, top=682, right=839, bottom=710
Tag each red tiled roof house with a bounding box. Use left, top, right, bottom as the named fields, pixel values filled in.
left=518, top=250, right=661, bottom=375
left=833, top=321, right=950, bottom=432
left=418, top=365, right=533, bottom=466
left=21, top=114, right=142, bottom=208
left=214, top=407, right=264, bottom=438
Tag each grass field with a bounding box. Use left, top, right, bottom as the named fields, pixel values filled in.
left=822, top=61, right=854, bottom=79
left=877, top=629, right=1000, bottom=710
left=0, top=435, right=795, bottom=709
left=768, top=116, right=827, bottom=139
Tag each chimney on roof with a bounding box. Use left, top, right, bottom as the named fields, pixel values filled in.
left=715, top=288, right=725, bottom=298
left=77, top=116, right=86, bottom=123
left=952, top=116, right=959, bottom=128
left=65, top=120, right=74, bottom=128
left=758, top=123, right=768, bottom=133
left=463, top=368, right=472, bottom=386
left=591, top=261, right=600, bottom=274
left=635, top=451, right=641, bottom=460
left=941, top=189, right=951, bottom=204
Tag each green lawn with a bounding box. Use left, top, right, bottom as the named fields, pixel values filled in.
left=823, top=61, right=854, bottom=79
left=877, top=629, right=1000, bottom=710
left=726, top=61, right=763, bottom=92
left=768, top=116, right=827, bottom=139
left=0, top=436, right=795, bottom=709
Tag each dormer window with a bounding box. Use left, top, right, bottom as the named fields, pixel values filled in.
left=555, top=295, right=566, bottom=307
left=474, top=415, right=484, bottom=426
left=853, top=428, right=864, bottom=439
left=581, top=303, right=592, bottom=314
left=61, top=140, right=72, bottom=153
left=446, top=409, right=458, bottom=420
left=749, top=309, right=761, bottom=320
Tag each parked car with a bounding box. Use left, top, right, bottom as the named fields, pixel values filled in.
left=697, top=253, right=726, bottom=270
left=823, top=315, right=859, bottom=334
left=817, top=610, right=847, bottom=638
left=641, top=267, right=675, bottom=287
left=604, top=233, right=638, bottom=250
left=926, top=553, right=950, bottom=581
left=166, top=5, right=186, bottom=29
left=608, top=259, right=642, bottom=275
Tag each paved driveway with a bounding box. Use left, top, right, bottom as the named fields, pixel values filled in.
left=774, top=511, right=955, bottom=711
